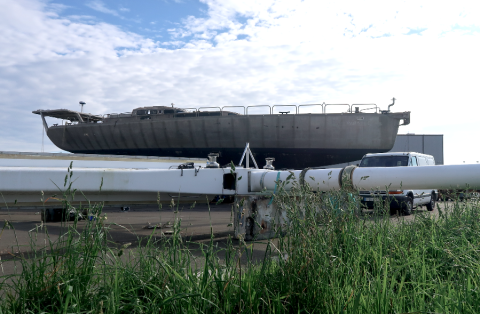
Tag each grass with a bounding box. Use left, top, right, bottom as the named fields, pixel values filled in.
left=1, top=181, right=480, bottom=313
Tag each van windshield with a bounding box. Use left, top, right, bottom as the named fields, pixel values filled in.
left=359, top=156, right=409, bottom=167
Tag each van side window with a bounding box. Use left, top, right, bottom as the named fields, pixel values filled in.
left=410, top=156, right=418, bottom=166
left=418, top=157, right=427, bottom=166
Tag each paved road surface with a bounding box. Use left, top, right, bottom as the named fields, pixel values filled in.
left=0, top=201, right=456, bottom=279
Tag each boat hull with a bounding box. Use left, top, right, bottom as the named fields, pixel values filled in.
left=46, top=113, right=407, bottom=169
left=56, top=147, right=381, bottom=169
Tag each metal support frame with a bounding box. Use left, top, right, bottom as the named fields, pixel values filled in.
left=74, top=112, right=84, bottom=123
left=238, top=142, right=259, bottom=169
left=39, top=112, right=49, bottom=132
left=235, top=196, right=287, bottom=241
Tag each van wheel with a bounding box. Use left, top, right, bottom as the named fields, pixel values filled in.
left=426, top=195, right=435, bottom=211
left=402, top=197, right=413, bottom=216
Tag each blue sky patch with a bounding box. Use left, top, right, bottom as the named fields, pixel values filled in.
left=53, top=0, right=209, bottom=42
left=406, top=27, right=427, bottom=36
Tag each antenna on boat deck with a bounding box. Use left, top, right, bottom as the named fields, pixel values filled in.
left=387, top=97, right=395, bottom=112
left=79, top=101, right=86, bottom=113
left=238, top=143, right=259, bottom=169
left=381, top=97, right=396, bottom=114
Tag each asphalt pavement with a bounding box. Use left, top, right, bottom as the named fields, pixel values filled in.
left=0, top=201, right=452, bottom=279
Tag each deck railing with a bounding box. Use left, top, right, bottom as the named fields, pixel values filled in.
left=175, top=103, right=378, bottom=116
left=189, top=103, right=378, bottom=115
left=75, top=103, right=381, bottom=124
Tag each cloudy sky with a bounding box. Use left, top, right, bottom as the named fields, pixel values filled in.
left=1, top=0, right=479, bottom=164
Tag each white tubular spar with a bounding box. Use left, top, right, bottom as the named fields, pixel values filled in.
left=249, top=164, right=480, bottom=192
left=249, top=168, right=343, bottom=192
left=0, top=167, right=227, bottom=194
left=3, top=163, right=480, bottom=208
left=352, top=164, right=480, bottom=190
left=0, top=167, right=232, bottom=207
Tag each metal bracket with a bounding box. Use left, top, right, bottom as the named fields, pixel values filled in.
left=40, top=111, right=49, bottom=132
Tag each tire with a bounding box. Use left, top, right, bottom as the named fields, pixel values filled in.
left=402, top=196, right=413, bottom=216
left=426, top=195, right=435, bottom=211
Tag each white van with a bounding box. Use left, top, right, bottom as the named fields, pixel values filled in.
left=358, top=152, right=437, bottom=215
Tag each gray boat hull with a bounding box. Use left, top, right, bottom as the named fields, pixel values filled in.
left=46, top=112, right=409, bottom=169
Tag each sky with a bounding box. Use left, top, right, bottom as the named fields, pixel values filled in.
left=1, top=0, right=480, bottom=164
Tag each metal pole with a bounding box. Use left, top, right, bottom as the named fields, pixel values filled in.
left=238, top=143, right=250, bottom=167
left=249, top=148, right=259, bottom=169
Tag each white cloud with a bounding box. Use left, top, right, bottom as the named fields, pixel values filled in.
left=86, top=0, right=121, bottom=17
left=0, top=0, right=154, bottom=68
left=46, top=2, right=70, bottom=14
left=1, top=0, right=480, bottom=164
left=172, top=0, right=480, bottom=46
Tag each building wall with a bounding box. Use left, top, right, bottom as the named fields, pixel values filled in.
left=324, top=134, right=444, bottom=168
left=390, top=134, right=444, bottom=165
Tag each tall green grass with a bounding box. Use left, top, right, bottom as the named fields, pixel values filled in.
left=1, top=181, right=480, bottom=313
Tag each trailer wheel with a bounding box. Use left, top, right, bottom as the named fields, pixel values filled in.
left=402, top=196, right=413, bottom=216
left=426, top=194, right=435, bottom=211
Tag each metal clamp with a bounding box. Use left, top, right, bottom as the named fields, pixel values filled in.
left=260, top=172, right=269, bottom=190
left=339, top=165, right=357, bottom=190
